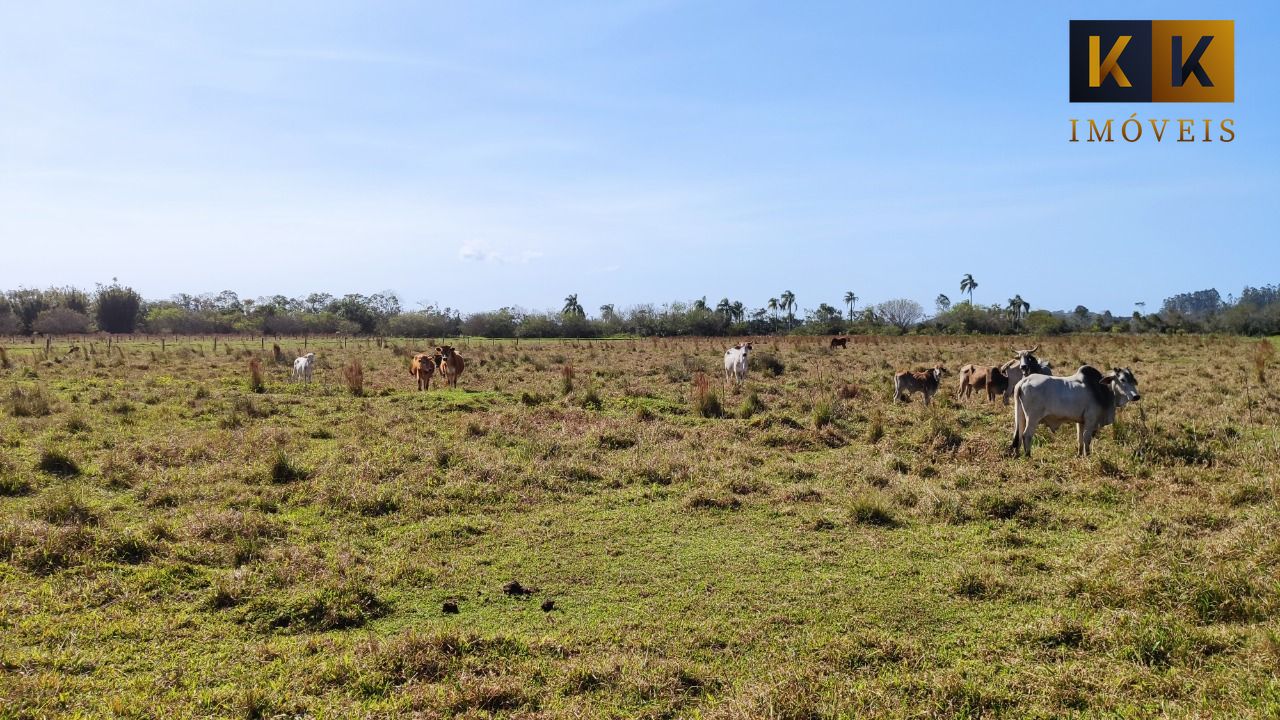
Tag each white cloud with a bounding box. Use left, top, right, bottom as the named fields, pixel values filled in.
left=458, top=243, right=544, bottom=264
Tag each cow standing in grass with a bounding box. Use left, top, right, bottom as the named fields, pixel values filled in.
left=410, top=353, right=437, bottom=391
left=724, top=342, right=752, bottom=386
left=1010, top=366, right=1141, bottom=457
left=893, top=365, right=948, bottom=406
left=830, top=336, right=849, bottom=349
left=292, top=353, right=315, bottom=383
left=437, top=346, right=465, bottom=388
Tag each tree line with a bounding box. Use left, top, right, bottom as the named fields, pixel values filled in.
left=1, top=277, right=1277, bottom=338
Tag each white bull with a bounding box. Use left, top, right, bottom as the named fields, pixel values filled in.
left=1010, top=366, right=1141, bottom=457
left=723, top=342, right=752, bottom=385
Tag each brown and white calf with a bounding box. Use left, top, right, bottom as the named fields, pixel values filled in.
left=410, top=353, right=436, bottom=391
left=893, top=365, right=949, bottom=406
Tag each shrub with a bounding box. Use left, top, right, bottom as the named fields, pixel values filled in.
left=579, top=385, right=603, bottom=411
left=1253, top=339, right=1275, bottom=384
left=37, top=449, right=81, bottom=477
left=32, top=487, right=98, bottom=525
left=269, top=451, right=309, bottom=483
left=247, top=358, right=265, bottom=393
left=849, top=495, right=899, bottom=527
left=7, top=385, right=52, bottom=417
left=748, top=351, right=785, bottom=377
left=32, top=307, right=91, bottom=335
left=691, top=372, right=723, bottom=418
left=737, top=389, right=765, bottom=418
left=812, top=399, right=835, bottom=428
left=342, top=359, right=364, bottom=396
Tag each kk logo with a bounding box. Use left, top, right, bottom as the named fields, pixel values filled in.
left=1070, top=20, right=1234, bottom=102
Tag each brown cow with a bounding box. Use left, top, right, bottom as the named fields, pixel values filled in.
left=410, top=353, right=436, bottom=391
left=436, top=345, right=465, bottom=388
left=956, top=363, right=987, bottom=399
left=830, top=336, right=849, bottom=349
left=893, top=365, right=949, bottom=406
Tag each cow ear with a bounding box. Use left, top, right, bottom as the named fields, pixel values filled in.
left=1100, top=375, right=1115, bottom=385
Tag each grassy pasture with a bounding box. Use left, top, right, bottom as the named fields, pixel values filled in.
left=1, top=333, right=1279, bottom=718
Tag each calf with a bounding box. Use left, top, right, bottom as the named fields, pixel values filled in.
left=410, top=353, right=436, bottom=391
left=436, top=345, right=465, bottom=388
left=829, top=336, right=849, bottom=349
left=893, top=365, right=948, bottom=406
left=723, top=342, right=753, bottom=385
left=292, top=352, right=315, bottom=383
left=1010, top=366, right=1141, bottom=457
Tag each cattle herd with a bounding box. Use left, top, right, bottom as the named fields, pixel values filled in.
left=288, top=338, right=1142, bottom=459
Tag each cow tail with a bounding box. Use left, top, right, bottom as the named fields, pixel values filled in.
left=1009, top=383, right=1024, bottom=452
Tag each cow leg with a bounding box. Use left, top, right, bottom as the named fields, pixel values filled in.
left=1076, top=423, right=1084, bottom=456
left=1081, top=424, right=1095, bottom=456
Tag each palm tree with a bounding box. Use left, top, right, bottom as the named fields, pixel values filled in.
left=715, top=298, right=733, bottom=321
left=562, top=294, right=585, bottom=318
left=731, top=301, right=745, bottom=324
left=960, top=274, right=978, bottom=305
left=767, top=297, right=779, bottom=326
left=693, top=296, right=709, bottom=312
left=780, top=290, right=796, bottom=328
left=598, top=304, right=615, bottom=321
left=843, top=291, right=858, bottom=322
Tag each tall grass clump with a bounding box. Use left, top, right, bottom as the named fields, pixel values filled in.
left=748, top=351, right=785, bottom=377
left=272, top=343, right=285, bottom=364
left=342, top=359, right=364, bottom=396
left=1253, top=339, right=1275, bottom=384
left=37, top=448, right=81, bottom=477
left=269, top=451, right=309, bottom=484
left=0, top=346, right=9, bottom=369
left=691, top=372, right=723, bottom=418
left=247, top=358, right=265, bottom=393
left=561, top=363, right=575, bottom=395
left=738, top=389, right=765, bottom=418
left=7, top=385, right=52, bottom=417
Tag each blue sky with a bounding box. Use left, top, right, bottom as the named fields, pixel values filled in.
left=1, top=1, right=1276, bottom=316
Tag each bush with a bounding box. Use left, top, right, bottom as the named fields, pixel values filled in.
left=7, top=385, right=52, bottom=417
left=32, top=307, right=92, bottom=335
left=342, top=359, right=364, bottom=396
left=37, top=449, right=81, bottom=477
left=269, top=452, right=309, bottom=483
left=247, top=359, right=265, bottom=393
left=748, top=351, right=785, bottom=377
left=849, top=495, right=899, bottom=527
left=738, top=389, right=765, bottom=418
left=691, top=372, right=723, bottom=418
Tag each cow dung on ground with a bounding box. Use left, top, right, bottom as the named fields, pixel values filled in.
left=503, top=580, right=535, bottom=597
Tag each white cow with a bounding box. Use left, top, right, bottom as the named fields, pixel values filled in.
left=723, top=342, right=753, bottom=385
left=292, top=352, right=316, bottom=383
left=1010, top=365, right=1141, bottom=457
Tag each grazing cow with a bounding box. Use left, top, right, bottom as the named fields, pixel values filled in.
left=956, top=363, right=990, bottom=400
left=1010, top=366, right=1141, bottom=457
left=436, top=345, right=465, bottom=388
left=830, top=336, right=849, bottom=349
left=410, top=352, right=437, bottom=391
left=893, top=365, right=949, bottom=406
left=723, top=342, right=753, bottom=385
left=292, top=352, right=315, bottom=383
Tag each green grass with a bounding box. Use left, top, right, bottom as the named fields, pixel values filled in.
left=1, top=333, right=1279, bottom=717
